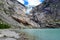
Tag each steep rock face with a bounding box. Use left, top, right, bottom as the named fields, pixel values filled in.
left=0, top=0, right=40, bottom=29
left=30, top=0, right=60, bottom=28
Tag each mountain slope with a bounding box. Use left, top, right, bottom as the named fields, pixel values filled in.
left=0, top=0, right=40, bottom=29
left=30, top=0, right=60, bottom=28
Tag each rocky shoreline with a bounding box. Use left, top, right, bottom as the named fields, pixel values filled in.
left=0, top=29, right=36, bottom=40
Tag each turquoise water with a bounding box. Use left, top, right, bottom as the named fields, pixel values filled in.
left=21, top=29, right=60, bottom=40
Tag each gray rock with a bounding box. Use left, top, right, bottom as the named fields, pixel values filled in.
left=30, top=0, right=60, bottom=28
left=0, top=38, right=17, bottom=40
left=0, top=30, right=20, bottom=39
left=5, top=38, right=17, bottom=40
left=0, top=0, right=40, bottom=29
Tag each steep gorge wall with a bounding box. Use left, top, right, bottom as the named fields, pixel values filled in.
left=30, top=0, right=60, bottom=28
left=0, top=0, right=27, bottom=28
left=0, top=0, right=40, bottom=29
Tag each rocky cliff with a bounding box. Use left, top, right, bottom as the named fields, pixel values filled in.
left=0, top=0, right=40, bottom=29
left=0, top=0, right=60, bottom=29
left=30, top=0, right=60, bottom=28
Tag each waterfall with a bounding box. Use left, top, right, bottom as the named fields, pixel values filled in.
left=17, top=0, right=45, bottom=14
left=26, top=6, right=33, bottom=14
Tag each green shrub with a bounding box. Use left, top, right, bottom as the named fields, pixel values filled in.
left=0, top=22, right=11, bottom=29
left=0, top=19, right=11, bottom=29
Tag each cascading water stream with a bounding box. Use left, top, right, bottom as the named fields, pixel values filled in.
left=24, top=0, right=45, bottom=14
left=17, top=0, right=45, bottom=14
left=25, top=6, right=33, bottom=14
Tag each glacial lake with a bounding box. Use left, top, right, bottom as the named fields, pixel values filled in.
left=21, top=29, right=60, bottom=40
